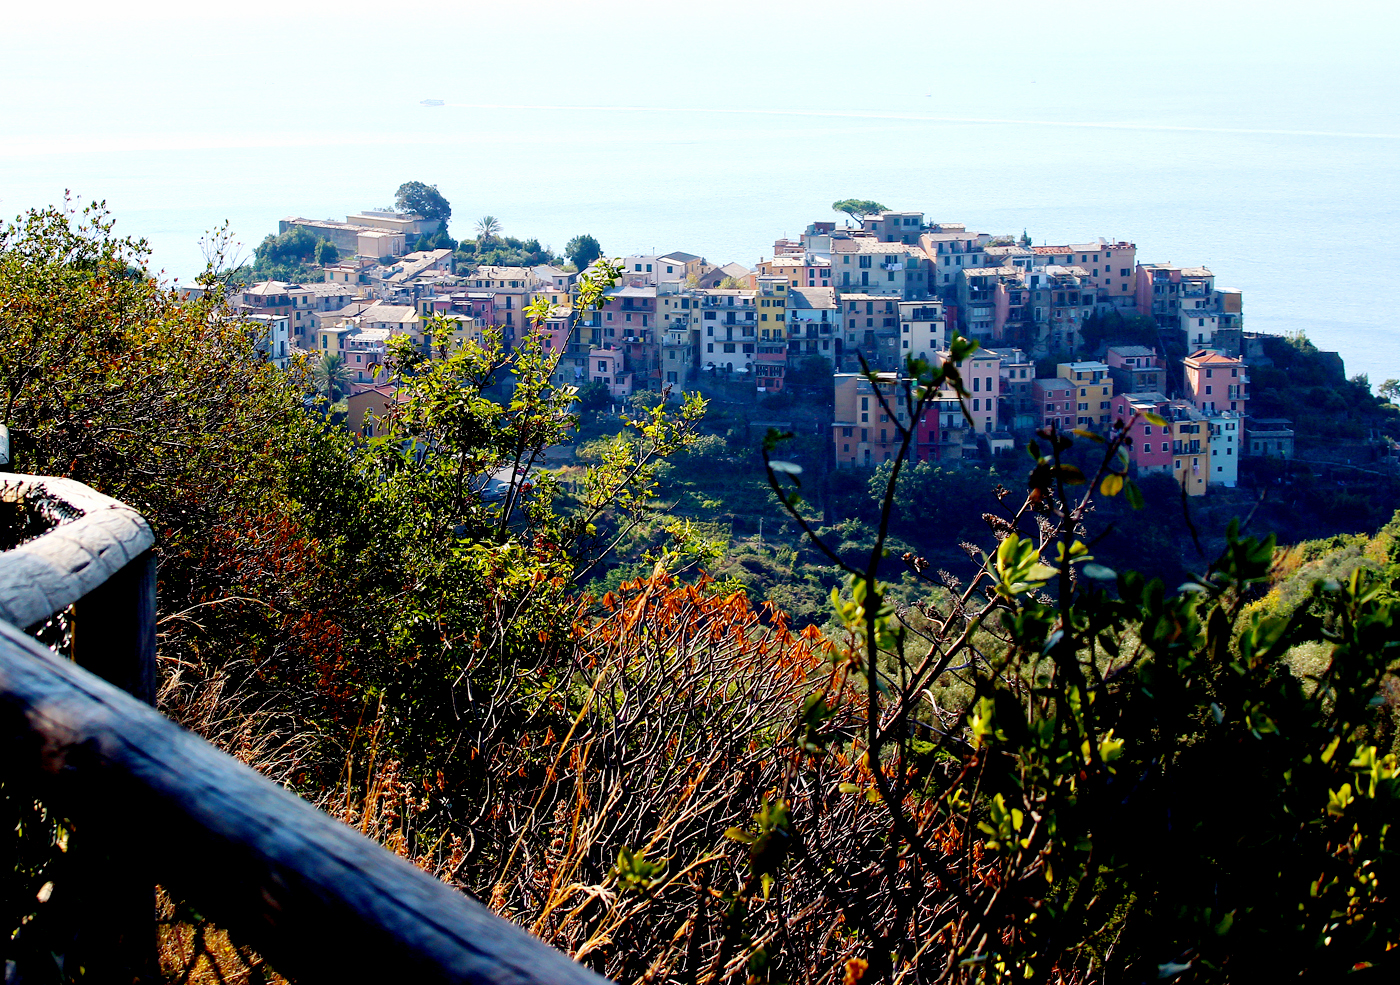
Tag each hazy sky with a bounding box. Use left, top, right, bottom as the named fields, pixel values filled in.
left=6, top=0, right=1399, bottom=152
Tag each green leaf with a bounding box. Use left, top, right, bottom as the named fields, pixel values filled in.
left=1056, top=464, right=1087, bottom=485
left=1071, top=428, right=1104, bottom=443
left=1100, top=473, right=1124, bottom=497
left=1143, top=411, right=1168, bottom=427
left=767, top=460, right=803, bottom=475
left=1082, top=563, right=1116, bottom=580
left=1125, top=479, right=1145, bottom=510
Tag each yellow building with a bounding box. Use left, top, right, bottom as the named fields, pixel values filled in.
left=1056, top=360, right=1114, bottom=429
left=756, top=275, right=789, bottom=344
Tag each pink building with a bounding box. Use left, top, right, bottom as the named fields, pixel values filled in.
left=588, top=347, right=632, bottom=399
left=1184, top=349, right=1248, bottom=415
left=1033, top=378, right=1077, bottom=432
left=599, top=286, right=660, bottom=388
left=1111, top=391, right=1174, bottom=475
left=1033, top=240, right=1137, bottom=302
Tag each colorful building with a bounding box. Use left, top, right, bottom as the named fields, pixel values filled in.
left=897, top=300, right=945, bottom=362
left=989, top=347, right=1035, bottom=429
left=833, top=372, right=909, bottom=467
left=840, top=294, right=902, bottom=370
left=1105, top=345, right=1165, bottom=397
left=941, top=347, right=1000, bottom=435
left=1057, top=360, right=1114, bottom=429
left=1032, top=240, right=1137, bottom=304
left=1110, top=391, right=1174, bottom=475
left=588, top=347, right=632, bottom=399
left=698, top=288, right=758, bottom=371
left=831, top=239, right=931, bottom=299
left=788, top=286, right=842, bottom=367
left=1184, top=349, right=1248, bottom=415
left=1034, top=378, right=1078, bottom=434
left=921, top=224, right=995, bottom=293
left=1208, top=412, right=1242, bottom=488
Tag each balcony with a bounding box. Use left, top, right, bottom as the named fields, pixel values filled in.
left=0, top=475, right=603, bottom=984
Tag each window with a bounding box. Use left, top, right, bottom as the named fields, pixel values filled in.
left=723, top=343, right=735, bottom=353
left=842, top=427, right=853, bottom=437
left=1145, top=425, right=1152, bottom=436
left=1162, top=443, right=1169, bottom=453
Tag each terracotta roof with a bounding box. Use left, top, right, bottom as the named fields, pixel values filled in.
left=1186, top=349, right=1240, bottom=364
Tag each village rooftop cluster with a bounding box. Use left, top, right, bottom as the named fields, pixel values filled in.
left=231, top=206, right=1299, bottom=498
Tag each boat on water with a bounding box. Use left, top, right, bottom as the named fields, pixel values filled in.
left=420, top=98, right=444, bottom=107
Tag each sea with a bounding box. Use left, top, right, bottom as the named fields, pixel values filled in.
left=2, top=98, right=1397, bottom=384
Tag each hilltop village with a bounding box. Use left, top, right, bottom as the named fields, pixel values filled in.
left=232, top=205, right=1364, bottom=498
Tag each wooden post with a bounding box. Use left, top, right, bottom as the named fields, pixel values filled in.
left=68, top=547, right=160, bottom=981
left=72, top=548, right=157, bottom=705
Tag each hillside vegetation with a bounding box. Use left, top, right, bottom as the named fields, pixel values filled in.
left=6, top=202, right=1400, bottom=983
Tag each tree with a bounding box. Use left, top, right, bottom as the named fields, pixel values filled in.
left=565, top=234, right=602, bottom=272
left=314, top=238, right=338, bottom=266
left=476, top=215, right=501, bottom=244
left=1381, top=378, right=1400, bottom=403
left=831, top=198, right=889, bottom=223
left=393, top=181, right=451, bottom=222
left=313, top=351, right=352, bottom=401
left=575, top=379, right=610, bottom=411
left=254, top=226, right=317, bottom=266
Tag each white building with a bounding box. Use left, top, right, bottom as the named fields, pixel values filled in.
left=787, top=286, right=842, bottom=366
left=898, top=300, right=945, bottom=362
left=1208, top=412, right=1241, bottom=488
left=244, top=313, right=291, bottom=369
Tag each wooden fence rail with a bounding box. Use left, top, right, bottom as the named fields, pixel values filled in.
left=0, top=475, right=611, bottom=985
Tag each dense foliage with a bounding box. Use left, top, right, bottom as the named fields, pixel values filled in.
left=565, top=234, right=602, bottom=272
left=394, top=180, right=452, bottom=222
left=248, top=225, right=329, bottom=282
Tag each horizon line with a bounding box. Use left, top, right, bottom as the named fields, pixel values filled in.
left=439, top=101, right=1400, bottom=141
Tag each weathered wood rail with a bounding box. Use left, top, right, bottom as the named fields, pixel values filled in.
left=0, top=475, right=611, bottom=984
